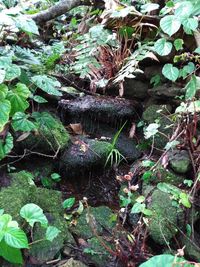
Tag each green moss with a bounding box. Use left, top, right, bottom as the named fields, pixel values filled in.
left=23, top=113, right=70, bottom=153
left=142, top=104, right=171, bottom=124
left=148, top=189, right=183, bottom=245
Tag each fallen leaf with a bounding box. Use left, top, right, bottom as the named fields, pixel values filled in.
left=129, top=123, right=136, bottom=139
left=69, top=123, right=84, bottom=135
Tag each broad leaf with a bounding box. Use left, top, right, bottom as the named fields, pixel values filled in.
left=160, top=15, right=181, bottom=36
left=45, top=226, right=61, bottom=242
left=7, top=83, right=30, bottom=116
left=0, top=84, right=8, bottom=99
left=15, top=16, right=39, bottom=35
left=0, top=240, right=23, bottom=264
left=174, top=1, right=194, bottom=19
left=12, top=112, right=37, bottom=132
left=131, top=203, right=145, bottom=214
left=162, top=64, right=179, bottom=81
left=20, top=203, right=48, bottom=228
left=182, top=18, right=198, bottom=34
left=185, top=75, right=197, bottom=99
left=0, top=99, right=11, bottom=132
left=174, top=39, right=184, bottom=51
left=0, top=69, right=6, bottom=84
left=4, top=228, right=28, bottom=249
left=144, top=123, right=159, bottom=139
left=5, top=64, right=21, bottom=81
left=0, top=133, right=13, bottom=160
left=62, top=197, right=75, bottom=209
left=154, top=38, right=172, bottom=56
left=32, top=75, right=62, bottom=96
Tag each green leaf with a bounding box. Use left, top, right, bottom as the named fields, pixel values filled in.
left=7, top=83, right=30, bottom=116
left=160, top=15, right=181, bottom=36
left=45, top=226, right=61, bottom=242
left=162, top=64, right=179, bottom=81
left=0, top=99, right=11, bottom=132
left=4, top=228, right=28, bottom=249
left=0, top=84, right=8, bottom=99
left=0, top=56, right=12, bottom=68
left=131, top=203, right=145, bottom=214
left=5, top=64, right=21, bottom=81
left=179, top=192, right=191, bottom=208
left=142, top=171, right=152, bottom=182
left=182, top=18, right=198, bottom=33
left=144, top=123, right=159, bottom=139
left=12, top=112, right=37, bottom=132
left=194, top=47, right=200, bottom=54
left=32, top=112, right=56, bottom=128
left=154, top=38, right=172, bottom=56
left=0, top=133, right=13, bottom=160
left=32, top=75, right=62, bottom=96
left=0, top=69, right=6, bottom=83
left=15, top=16, right=39, bottom=35
left=33, top=95, right=48, bottom=103
left=174, top=39, right=184, bottom=51
left=185, top=75, right=197, bottom=100
left=62, top=197, right=75, bottom=209
left=50, top=173, right=61, bottom=182
left=20, top=203, right=48, bottom=228
left=0, top=239, right=23, bottom=264
left=140, top=3, right=159, bottom=13
left=174, top=1, right=193, bottom=19
left=139, top=254, right=190, bottom=267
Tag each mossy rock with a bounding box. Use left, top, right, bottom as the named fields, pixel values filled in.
left=168, top=150, right=191, bottom=174
left=70, top=206, right=116, bottom=239
left=21, top=112, right=70, bottom=153
left=148, top=189, right=183, bottom=245
left=142, top=104, right=171, bottom=124
left=60, top=138, right=112, bottom=177
left=0, top=171, right=74, bottom=263
left=84, top=237, right=113, bottom=267
left=60, top=258, right=88, bottom=267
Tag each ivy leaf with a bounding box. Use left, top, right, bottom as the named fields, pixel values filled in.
left=5, top=64, right=21, bottom=81
left=144, top=123, right=159, bottom=139
left=131, top=203, right=145, bottom=214
left=174, top=1, right=193, bottom=19
left=20, top=203, right=48, bottom=228
left=7, top=83, right=30, bottom=116
left=15, top=16, right=39, bottom=35
left=62, top=197, right=75, bottom=209
left=162, top=64, right=179, bottom=81
left=4, top=228, right=28, bottom=249
left=160, top=15, right=181, bottom=36
left=0, top=99, right=11, bottom=132
left=45, top=226, right=61, bottom=242
left=179, top=192, right=191, bottom=208
left=0, top=133, right=13, bottom=160
left=12, top=112, right=37, bottom=132
left=139, top=254, right=189, bottom=267
left=154, top=38, right=172, bottom=56
left=33, top=95, right=48, bottom=103
left=185, top=75, right=197, bottom=100
left=174, top=39, right=184, bottom=51
left=32, top=75, right=62, bottom=96
left=194, top=47, right=200, bottom=54
left=0, top=240, right=23, bottom=264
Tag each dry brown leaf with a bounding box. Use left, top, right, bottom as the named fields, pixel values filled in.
left=69, top=123, right=83, bottom=135
left=129, top=123, right=136, bottom=139
left=16, top=132, right=31, bottom=142
left=146, top=52, right=159, bottom=62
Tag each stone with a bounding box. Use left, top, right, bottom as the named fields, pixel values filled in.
left=147, top=189, right=183, bottom=245
left=144, top=65, right=166, bottom=82
left=168, top=150, right=191, bottom=174
left=180, top=235, right=200, bottom=262
left=123, top=79, right=149, bottom=99
left=148, top=84, right=185, bottom=99
left=20, top=112, right=70, bottom=153
left=142, top=104, right=172, bottom=124
left=60, top=137, right=112, bottom=177
left=70, top=206, right=116, bottom=239
left=59, top=258, right=88, bottom=267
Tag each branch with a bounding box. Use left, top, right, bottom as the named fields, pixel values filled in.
left=30, top=0, right=104, bottom=24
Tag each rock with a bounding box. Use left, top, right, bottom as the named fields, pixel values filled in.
left=124, top=79, right=149, bottom=99
left=144, top=65, right=166, bottom=83
left=148, top=84, right=185, bottom=99
left=59, top=258, right=88, bottom=267
left=147, top=189, right=183, bottom=245
left=59, top=95, right=140, bottom=127
left=60, top=137, right=112, bottom=177
left=0, top=171, right=74, bottom=264
left=20, top=112, right=70, bottom=154
left=180, top=235, right=200, bottom=262
left=142, top=104, right=172, bottom=124
left=168, top=150, right=191, bottom=174
left=70, top=206, right=116, bottom=239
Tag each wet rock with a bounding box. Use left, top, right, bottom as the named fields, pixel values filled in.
left=60, top=137, right=112, bottom=177
left=59, top=258, right=88, bottom=267
left=19, top=112, right=70, bottom=154
left=70, top=206, right=116, bottom=239
left=168, top=150, right=191, bottom=174
left=148, top=84, right=185, bottom=99
left=124, top=79, right=149, bottom=99
left=59, top=95, right=140, bottom=126
left=147, top=189, right=183, bottom=245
